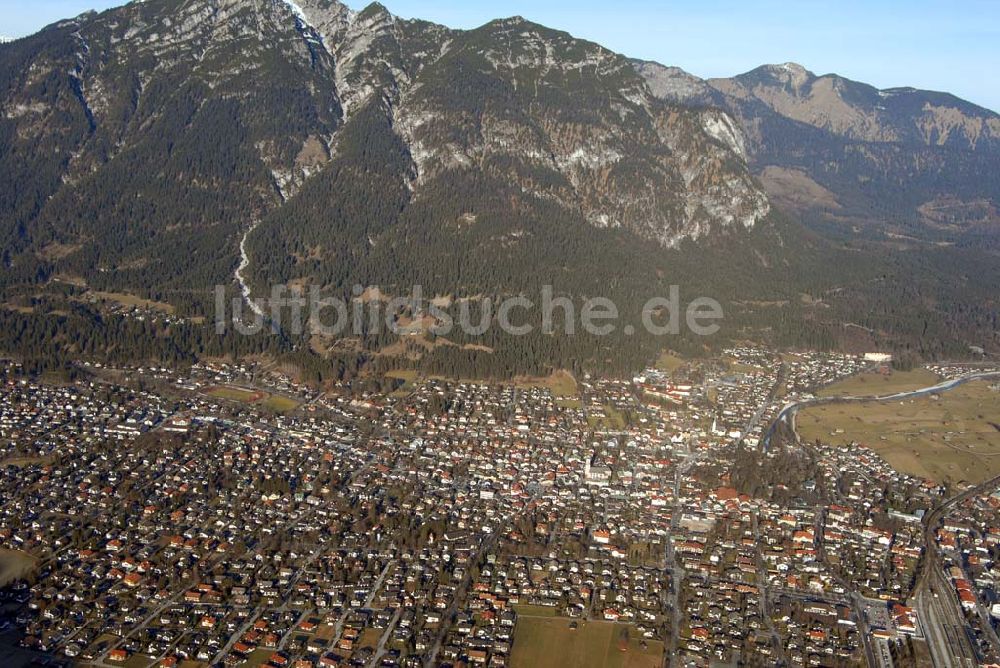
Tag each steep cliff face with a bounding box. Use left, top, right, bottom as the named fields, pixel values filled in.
left=386, top=17, right=767, bottom=248
left=269, top=5, right=771, bottom=259
left=635, top=60, right=1000, bottom=236
left=632, top=60, right=718, bottom=107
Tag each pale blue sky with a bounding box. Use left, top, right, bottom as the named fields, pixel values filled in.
left=3, top=0, right=998, bottom=112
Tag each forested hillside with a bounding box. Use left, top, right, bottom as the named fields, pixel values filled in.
left=1, top=0, right=997, bottom=380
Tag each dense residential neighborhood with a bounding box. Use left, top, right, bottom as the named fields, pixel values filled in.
left=1, top=1, right=999, bottom=667
left=0, top=351, right=999, bottom=668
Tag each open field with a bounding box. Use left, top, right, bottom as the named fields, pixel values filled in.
left=587, top=405, right=627, bottom=431
left=314, top=622, right=338, bottom=642
left=0, top=549, right=36, bottom=586
left=123, top=654, right=156, bottom=668
left=206, top=386, right=265, bottom=403
left=513, top=370, right=579, bottom=398
left=817, top=368, right=940, bottom=398
left=386, top=369, right=419, bottom=396
left=204, top=386, right=299, bottom=413
left=260, top=395, right=300, bottom=413
left=242, top=648, right=275, bottom=667
left=0, top=455, right=52, bottom=468
left=385, top=369, right=419, bottom=382
left=654, top=351, right=685, bottom=374
left=511, top=617, right=662, bottom=668
left=357, top=627, right=382, bottom=650
left=555, top=397, right=583, bottom=409
left=512, top=604, right=558, bottom=617
left=798, top=380, right=1000, bottom=483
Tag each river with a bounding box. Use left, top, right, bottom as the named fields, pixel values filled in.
left=236, top=221, right=264, bottom=318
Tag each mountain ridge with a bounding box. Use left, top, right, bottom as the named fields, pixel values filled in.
left=0, top=0, right=771, bottom=275
left=1, top=0, right=998, bottom=377
left=637, top=59, right=1000, bottom=146
left=634, top=58, right=1000, bottom=240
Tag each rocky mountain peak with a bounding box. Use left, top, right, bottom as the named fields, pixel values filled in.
left=490, top=16, right=529, bottom=27
left=284, top=0, right=355, bottom=38
left=766, top=61, right=810, bottom=76
left=355, top=1, right=394, bottom=22
left=744, top=62, right=815, bottom=91
left=631, top=60, right=717, bottom=106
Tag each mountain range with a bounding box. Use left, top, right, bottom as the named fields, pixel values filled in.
left=1, top=0, right=997, bottom=377
left=635, top=60, right=1000, bottom=240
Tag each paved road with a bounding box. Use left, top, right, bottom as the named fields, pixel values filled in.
left=368, top=607, right=402, bottom=667
left=751, top=511, right=786, bottom=663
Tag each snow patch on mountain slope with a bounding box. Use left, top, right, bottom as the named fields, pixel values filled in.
left=281, top=0, right=308, bottom=22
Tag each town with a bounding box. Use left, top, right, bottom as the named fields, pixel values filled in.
left=1, top=349, right=999, bottom=668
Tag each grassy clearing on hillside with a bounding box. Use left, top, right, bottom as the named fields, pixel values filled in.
left=817, top=368, right=940, bottom=398
left=1, top=303, right=36, bottom=314
left=513, top=370, right=579, bottom=397
left=510, top=617, right=662, bottom=668
left=798, top=380, right=1000, bottom=483
left=654, top=351, right=685, bottom=374
left=386, top=369, right=420, bottom=396
left=85, top=290, right=176, bottom=314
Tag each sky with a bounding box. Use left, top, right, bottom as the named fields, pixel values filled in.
left=3, top=0, right=998, bottom=112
